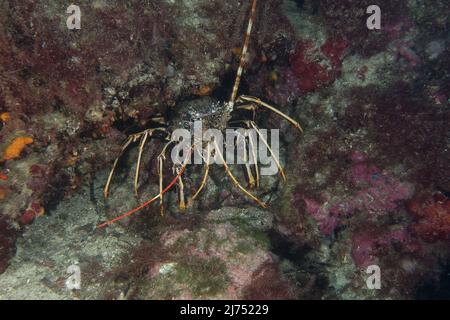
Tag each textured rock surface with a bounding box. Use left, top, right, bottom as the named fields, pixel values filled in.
left=0, top=173, right=294, bottom=299
left=0, top=0, right=449, bottom=299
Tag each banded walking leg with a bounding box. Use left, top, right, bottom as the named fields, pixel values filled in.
left=190, top=143, right=212, bottom=205
left=214, top=140, right=267, bottom=208
left=157, top=140, right=175, bottom=216
left=237, top=95, right=303, bottom=133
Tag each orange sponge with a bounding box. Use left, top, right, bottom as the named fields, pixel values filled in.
left=2, top=136, right=33, bottom=161
left=0, top=186, right=7, bottom=200
left=0, top=112, right=10, bottom=122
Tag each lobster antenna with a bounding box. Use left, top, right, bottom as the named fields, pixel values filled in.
left=229, top=0, right=258, bottom=106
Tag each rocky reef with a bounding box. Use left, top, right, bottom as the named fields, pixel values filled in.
left=0, top=0, right=449, bottom=299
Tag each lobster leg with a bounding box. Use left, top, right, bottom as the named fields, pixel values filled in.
left=249, top=121, right=287, bottom=182
left=105, top=127, right=168, bottom=198
left=214, top=140, right=267, bottom=208
left=176, top=166, right=187, bottom=210
left=238, top=130, right=256, bottom=189
left=237, top=95, right=303, bottom=133
left=134, top=130, right=150, bottom=196
left=247, top=126, right=260, bottom=188
left=158, top=153, right=165, bottom=216
left=190, top=143, right=211, bottom=204
left=157, top=140, right=175, bottom=216
left=229, top=0, right=258, bottom=106
left=97, top=146, right=192, bottom=228
left=104, top=135, right=134, bottom=199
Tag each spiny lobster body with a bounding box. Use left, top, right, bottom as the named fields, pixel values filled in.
left=98, top=0, right=303, bottom=228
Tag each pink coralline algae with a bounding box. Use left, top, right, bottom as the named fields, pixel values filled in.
left=26, top=164, right=50, bottom=195
left=289, top=37, right=348, bottom=93
left=384, top=19, right=421, bottom=67
left=407, top=193, right=450, bottom=243
left=262, top=36, right=348, bottom=105
left=303, top=197, right=339, bottom=236
left=348, top=163, right=415, bottom=214
left=351, top=228, right=420, bottom=268
left=391, top=40, right=421, bottom=67
left=265, top=68, right=302, bottom=107
left=21, top=201, right=44, bottom=225
left=303, top=152, right=414, bottom=236
left=384, top=19, right=415, bottom=42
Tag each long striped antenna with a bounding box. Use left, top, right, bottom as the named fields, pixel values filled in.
left=229, top=0, right=258, bottom=106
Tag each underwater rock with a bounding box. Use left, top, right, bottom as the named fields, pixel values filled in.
left=0, top=0, right=449, bottom=301
left=0, top=0, right=291, bottom=225
left=136, top=207, right=292, bottom=299
left=0, top=216, right=17, bottom=274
